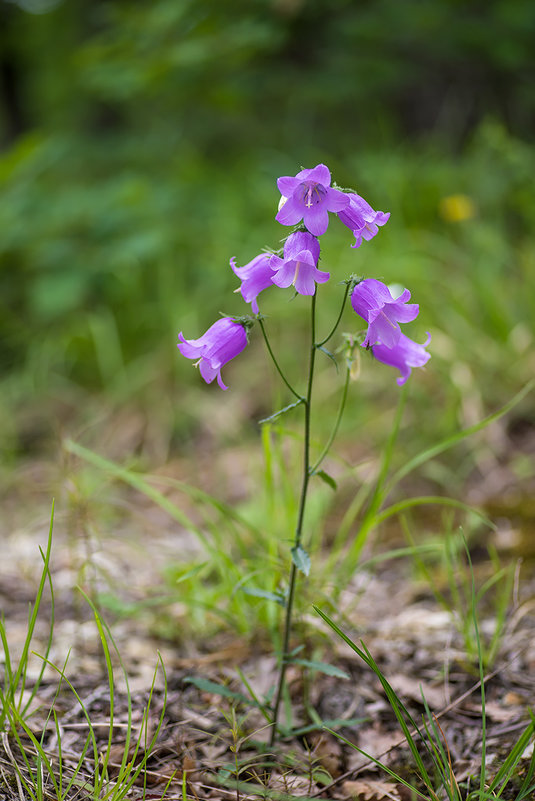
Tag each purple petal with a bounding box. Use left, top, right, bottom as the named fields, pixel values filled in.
left=349, top=229, right=365, bottom=248
left=296, top=163, right=332, bottom=186
left=352, top=279, right=421, bottom=348
left=365, top=317, right=401, bottom=349
left=177, top=318, right=247, bottom=390
left=362, top=223, right=379, bottom=240
left=230, top=254, right=268, bottom=279
left=349, top=193, right=374, bottom=216
left=177, top=333, right=202, bottom=359
left=372, top=333, right=431, bottom=385
left=205, top=322, right=247, bottom=367
left=277, top=176, right=300, bottom=196
left=375, top=211, right=390, bottom=225
left=216, top=372, right=229, bottom=390
left=284, top=231, right=320, bottom=263
left=294, top=263, right=317, bottom=295
left=231, top=253, right=273, bottom=310
left=392, top=302, right=419, bottom=323
left=302, top=204, right=330, bottom=236
left=271, top=260, right=297, bottom=288
left=270, top=254, right=284, bottom=272
left=198, top=358, right=218, bottom=384
left=275, top=196, right=303, bottom=226
left=325, top=187, right=350, bottom=212
left=351, top=279, right=394, bottom=319
left=339, top=193, right=390, bottom=246
left=313, top=267, right=330, bottom=284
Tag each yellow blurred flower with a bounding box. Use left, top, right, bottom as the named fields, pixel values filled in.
left=439, top=194, right=476, bottom=222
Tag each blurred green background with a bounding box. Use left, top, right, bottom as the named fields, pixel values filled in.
left=1, top=0, right=534, bottom=476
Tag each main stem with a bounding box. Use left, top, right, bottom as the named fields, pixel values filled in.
left=270, top=294, right=317, bottom=746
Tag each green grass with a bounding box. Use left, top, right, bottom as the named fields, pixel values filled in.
left=315, top=583, right=535, bottom=801
left=0, top=506, right=170, bottom=801
left=61, top=374, right=532, bottom=649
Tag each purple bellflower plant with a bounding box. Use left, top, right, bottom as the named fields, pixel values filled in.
left=275, top=164, right=349, bottom=236
left=351, top=278, right=419, bottom=348
left=230, top=253, right=274, bottom=314
left=177, top=317, right=248, bottom=390
left=176, top=163, right=430, bottom=748
left=372, top=332, right=431, bottom=386
left=338, top=193, right=390, bottom=248
left=270, top=231, right=329, bottom=296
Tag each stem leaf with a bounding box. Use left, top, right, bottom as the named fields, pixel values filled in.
left=183, top=676, right=265, bottom=709
left=289, top=658, right=350, bottom=679
left=317, top=345, right=338, bottom=370
left=241, top=587, right=286, bottom=605
left=259, top=399, right=304, bottom=424
left=291, top=545, right=311, bottom=577
left=314, top=469, right=337, bottom=490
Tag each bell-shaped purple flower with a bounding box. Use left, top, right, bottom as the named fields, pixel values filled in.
left=351, top=278, right=419, bottom=348
left=270, top=231, right=329, bottom=296
left=338, top=193, right=390, bottom=248
left=275, top=164, right=349, bottom=236
left=372, top=333, right=431, bottom=386
left=230, top=253, right=273, bottom=313
left=177, top=317, right=247, bottom=390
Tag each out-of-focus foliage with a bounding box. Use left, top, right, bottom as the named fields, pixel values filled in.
left=0, top=0, right=534, bottom=456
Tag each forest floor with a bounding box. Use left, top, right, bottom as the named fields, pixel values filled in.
left=1, top=413, right=535, bottom=801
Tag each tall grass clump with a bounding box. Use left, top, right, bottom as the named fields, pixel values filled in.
left=314, top=540, right=535, bottom=801
left=0, top=503, right=55, bottom=733
left=0, top=503, right=169, bottom=800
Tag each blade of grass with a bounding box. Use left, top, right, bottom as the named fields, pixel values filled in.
left=383, top=380, right=534, bottom=498
left=13, top=501, right=55, bottom=719
left=313, top=606, right=436, bottom=788
left=324, top=727, right=437, bottom=801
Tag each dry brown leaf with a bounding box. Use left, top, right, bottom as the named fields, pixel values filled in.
left=342, top=778, right=401, bottom=800
left=357, top=727, right=403, bottom=760
left=175, top=641, right=251, bottom=667
left=310, top=733, right=344, bottom=778
left=463, top=700, right=518, bottom=722
left=269, top=771, right=315, bottom=795
left=388, top=674, right=446, bottom=710
left=504, top=691, right=526, bottom=706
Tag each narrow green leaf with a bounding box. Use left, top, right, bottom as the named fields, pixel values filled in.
left=259, top=399, right=304, bottom=424
left=184, top=676, right=262, bottom=709
left=286, top=717, right=367, bottom=737
left=325, top=728, right=431, bottom=801
left=289, top=658, right=349, bottom=679
left=241, top=586, right=286, bottom=605
left=384, top=379, right=534, bottom=496
left=314, top=469, right=337, bottom=490
left=317, top=344, right=339, bottom=370
left=291, top=545, right=311, bottom=576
